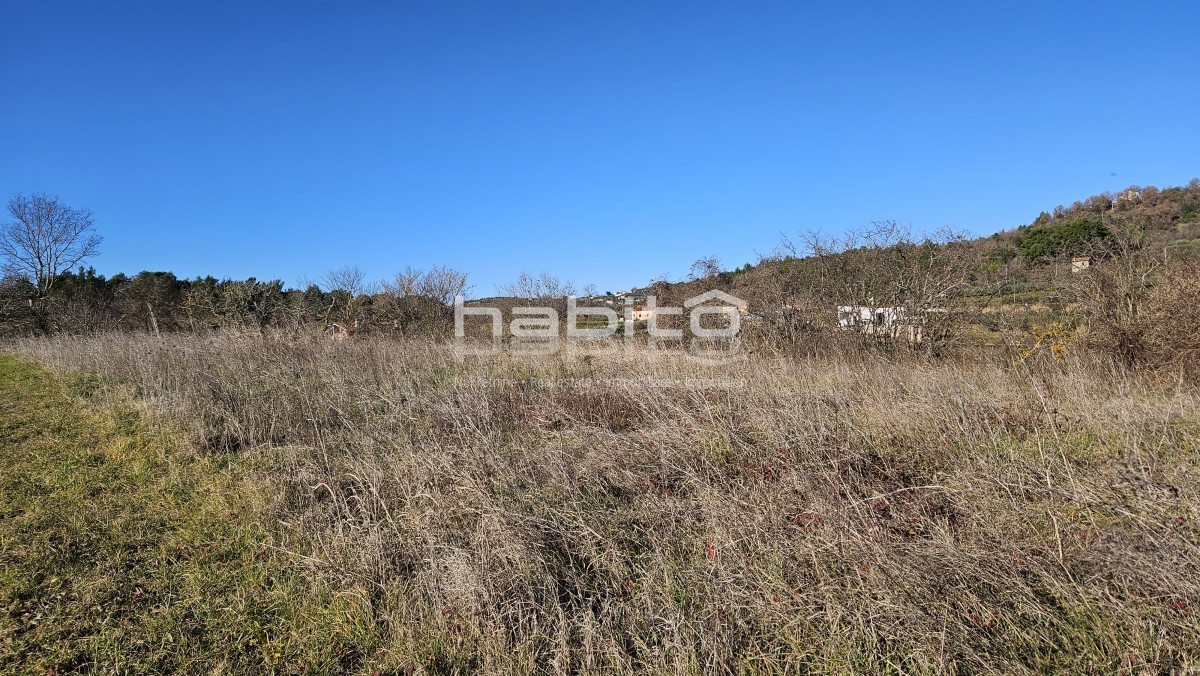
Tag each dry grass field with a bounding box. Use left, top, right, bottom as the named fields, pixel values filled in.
left=4, top=332, right=1200, bottom=673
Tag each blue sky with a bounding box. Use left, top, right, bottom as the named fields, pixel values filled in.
left=2, top=1, right=1197, bottom=296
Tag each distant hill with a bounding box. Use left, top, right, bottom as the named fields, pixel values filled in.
left=646, top=179, right=1200, bottom=312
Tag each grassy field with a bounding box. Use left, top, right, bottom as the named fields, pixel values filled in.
left=3, top=335, right=1200, bottom=673
left=0, top=355, right=384, bottom=673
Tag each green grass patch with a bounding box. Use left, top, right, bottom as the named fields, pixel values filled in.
left=0, top=355, right=379, bottom=673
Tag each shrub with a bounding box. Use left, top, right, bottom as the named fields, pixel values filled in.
left=1014, top=218, right=1110, bottom=264
left=1082, top=255, right=1200, bottom=382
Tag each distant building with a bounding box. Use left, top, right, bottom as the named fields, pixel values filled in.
left=837, top=305, right=923, bottom=343
left=837, top=305, right=907, bottom=329
left=1116, top=189, right=1142, bottom=205
left=630, top=306, right=653, bottom=321
left=328, top=321, right=353, bottom=341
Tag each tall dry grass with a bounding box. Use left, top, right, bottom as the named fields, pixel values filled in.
left=11, top=332, right=1200, bottom=672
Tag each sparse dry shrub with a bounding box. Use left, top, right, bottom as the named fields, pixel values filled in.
left=1083, top=254, right=1200, bottom=383
left=1137, top=259, right=1200, bottom=381
left=8, top=332, right=1200, bottom=673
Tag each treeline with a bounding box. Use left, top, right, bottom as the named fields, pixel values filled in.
left=0, top=266, right=466, bottom=338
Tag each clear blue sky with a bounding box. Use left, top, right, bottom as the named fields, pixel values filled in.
left=2, top=1, right=1197, bottom=296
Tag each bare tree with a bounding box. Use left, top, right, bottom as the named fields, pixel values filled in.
left=385, top=266, right=422, bottom=298
left=384, top=264, right=471, bottom=306
left=1, top=193, right=102, bottom=300
left=322, top=265, right=374, bottom=296
left=762, top=221, right=978, bottom=350
left=321, top=266, right=376, bottom=324
left=422, top=265, right=471, bottom=305
left=377, top=264, right=471, bottom=335
left=688, top=255, right=722, bottom=281
left=497, top=271, right=576, bottom=299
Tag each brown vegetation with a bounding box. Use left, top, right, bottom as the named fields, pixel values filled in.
left=8, top=332, right=1200, bottom=672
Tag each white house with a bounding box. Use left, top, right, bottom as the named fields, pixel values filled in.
left=837, top=305, right=923, bottom=343
left=837, top=305, right=907, bottom=329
